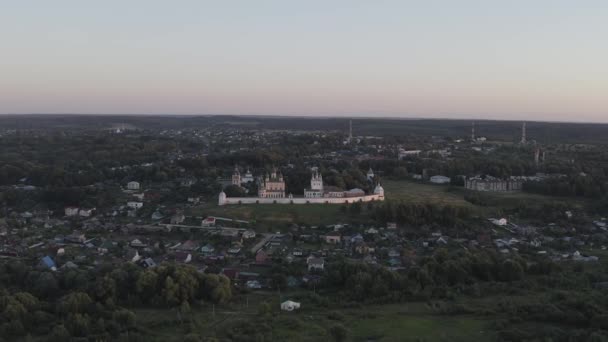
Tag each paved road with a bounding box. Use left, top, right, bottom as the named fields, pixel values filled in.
left=250, top=233, right=274, bottom=254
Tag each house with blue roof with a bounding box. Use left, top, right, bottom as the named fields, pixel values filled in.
left=40, top=256, right=57, bottom=271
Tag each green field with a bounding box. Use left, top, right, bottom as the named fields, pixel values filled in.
left=134, top=297, right=496, bottom=342
left=350, top=315, right=490, bottom=342
left=382, top=180, right=471, bottom=206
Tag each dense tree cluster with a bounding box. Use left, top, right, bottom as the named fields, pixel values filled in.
left=524, top=175, right=607, bottom=198
left=323, top=249, right=538, bottom=303
left=372, top=201, right=473, bottom=227
left=0, top=261, right=231, bottom=340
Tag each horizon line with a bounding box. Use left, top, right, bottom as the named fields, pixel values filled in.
left=1, top=113, right=608, bottom=125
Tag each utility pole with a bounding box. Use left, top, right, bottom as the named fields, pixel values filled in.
left=471, top=122, right=475, bottom=141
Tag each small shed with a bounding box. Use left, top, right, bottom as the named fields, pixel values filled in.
left=280, top=300, right=301, bottom=311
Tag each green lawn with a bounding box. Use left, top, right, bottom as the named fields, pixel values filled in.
left=382, top=180, right=471, bottom=206
left=134, top=299, right=496, bottom=342
left=350, top=314, right=491, bottom=342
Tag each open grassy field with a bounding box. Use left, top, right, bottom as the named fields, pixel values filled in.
left=382, top=180, right=471, bottom=206
left=350, top=314, right=490, bottom=342
left=134, top=296, right=496, bottom=342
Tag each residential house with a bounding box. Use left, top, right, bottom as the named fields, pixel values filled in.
left=130, top=239, right=147, bottom=248
left=171, top=213, right=185, bottom=225
left=256, top=249, right=269, bottom=263
left=79, top=208, right=94, bottom=217
left=491, top=218, right=508, bottom=226
left=387, top=249, right=401, bottom=258
left=365, top=227, right=379, bottom=234
left=65, top=207, right=79, bottom=217
left=430, top=175, right=451, bottom=184
left=127, top=181, right=140, bottom=190
left=180, top=178, right=197, bottom=187
left=202, top=217, right=216, bottom=227
left=221, top=268, right=239, bottom=280
left=228, top=246, right=241, bottom=255
left=127, top=201, right=143, bottom=209
left=307, top=256, right=325, bottom=271
left=350, top=234, right=364, bottom=244
left=242, top=230, right=256, bottom=239
left=178, top=240, right=199, bottom=252
left=302, top=274, right=322, bottom=285
left=324, top=232, right=341, bottom=244
left=138, top=258, right=156, bottom=268
left=132, top=193, right=145, bottom=201
left=40, top=256, right=56, bottom=271
left=65, top=232, right=86, bottom=244
left=151, top=211, right=164, bottom=220
left=174, top=251, right=192, bottom=263
left=246, top=280, right=262, bottom=289
left=201, top=244, right=215, bottom=254
left=98, top=240, right=116, bottom=254
left=355, top=242, right=372, bottom=255
left=281, top=300, right=301, bottom=311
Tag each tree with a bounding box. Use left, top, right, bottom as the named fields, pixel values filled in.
left=258, top=302, right=272, bottom=316
left=328, top=324, right=348, bottom=342
left=162, top=276, right=180, bottom=307
left=500, top=259, right=524, bottom=282
left=184, top=334, right=202, bottom=342
left=47, top=325, right=70, bottom=342
left=66, top=313, right=90, bottom=337
left=136, top=270, right=159, bottom=303
left=178, top=301, right=191, bottom=324
left=58, top=292, right=92, bottom=314
left=224, top=185, right=245, bottom=197
left=93, top=275, right=117, bottom=303
left=112, top=309, right=136, bottom=331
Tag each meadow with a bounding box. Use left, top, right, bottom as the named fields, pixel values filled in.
left=134, top=294, right=496, bottom=342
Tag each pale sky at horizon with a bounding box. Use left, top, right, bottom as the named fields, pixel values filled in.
left=1, top=1, right=607, bottom=122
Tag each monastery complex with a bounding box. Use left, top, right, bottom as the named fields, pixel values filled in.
left=219, top=167, right=385, bottom=205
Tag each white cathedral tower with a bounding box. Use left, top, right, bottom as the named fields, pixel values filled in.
left=305, top=170, right=324, bottom=198
left=310, top=171, right=323, bottom=191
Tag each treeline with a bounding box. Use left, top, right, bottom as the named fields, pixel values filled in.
left=371, top=201, right=473, bottom=227
left=523, top=175, right=608, bottom=198
left=0, top=132, right=183, bottom=187
left=323, top=249, right=554, bottom=303
left=0, top=262, right=231, bottom=341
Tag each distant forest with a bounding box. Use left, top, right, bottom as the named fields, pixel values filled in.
left=1, top=115, right=608, bottom=144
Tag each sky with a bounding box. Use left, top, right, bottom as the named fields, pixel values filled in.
left=1, top=1, right=607, bottom=122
